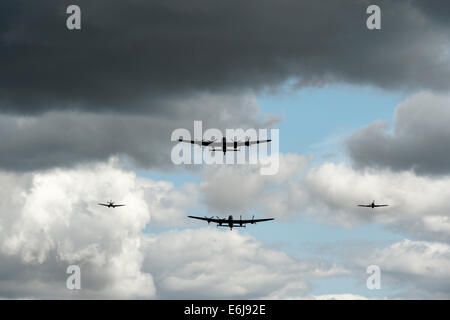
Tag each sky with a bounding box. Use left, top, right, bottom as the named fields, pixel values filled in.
left=1, top=0, right=450, bottom=299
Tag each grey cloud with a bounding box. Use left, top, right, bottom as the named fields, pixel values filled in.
left=0, top=92, right=276, bottom=171
left=1, top=0, right=450, bottom=115
left=347, top=92, right=450, bottom=175
left=0, top=112, right=172, bottom=171
left=199, top=153, right=309, bottom=218
left=142, top=228, right=346, bottom=299
left=411, top=0, right=450, bottom=26
left=354, top=239, right=450, bottom=299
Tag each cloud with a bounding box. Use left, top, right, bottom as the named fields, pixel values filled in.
left=199, top=153, right=310, bottom=219
left=158, top=147, right=450, bottom=245
left=142, top=228, right=346, bottom=299
left=347, top=92, right=450, bottom=175
left=142, top=179, right=200, bottom=227
left=1, top=0, right=450, bottom=115
left=299, top=161, right=450, bottom=242
left=134, top=147, right=450, bottom=245
left=0, top=160, right=159, bottom=298
left=411, top=0, right=450, bottom=27
left=197, top=149, right=450, bottom=243
left=196, top=149, right=450, bottom=243
left=2, top=153, right=450, bottom=299
left=0, top=92, right=278, bottom=171
left=0, top=160, right=345, bottom=299
left=354, top=239, right=450, bottom=298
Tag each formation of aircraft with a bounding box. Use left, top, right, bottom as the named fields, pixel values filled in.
left=98, top=200, right=126, bottom=208
left=178, top=137, right=271, bottom=154
left=95, top=198, right=387, bottom=230
left=357, top=200, right=389, bottom=209
left=188, top=215, right=274, bottom=230
left=95, top=198, right=388, bottom=227
left=95, top=197, right=388, bottom=226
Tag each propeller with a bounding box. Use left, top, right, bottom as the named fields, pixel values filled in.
left=205, top=216, right=214, bottom=225
left=229, top=137, right=239, bottom=150
left=251, top=215, right=255, bottom=224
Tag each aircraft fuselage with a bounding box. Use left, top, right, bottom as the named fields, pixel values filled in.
left=228, top=215, right=233, bottom=229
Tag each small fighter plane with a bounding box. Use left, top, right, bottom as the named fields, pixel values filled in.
left=188, top=215, right=274, bottom=230
left=98, top=200, right=126, bottom=208
left=357, top=200, right=389, bottom=209
left=178, top=137, right=271, bottom=154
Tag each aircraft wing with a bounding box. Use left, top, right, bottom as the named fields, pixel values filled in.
left=112, top=204, right=125, bottom=208
left=234, top=139, right=272, bottom=147
left=238, top=218, right=274, bottom=224
left=178, top=138, right=215, bottom=146
left=188, top=216, right=224, bottom=224
left=357, top=205, right=372, bottom=207
left=373, top=205, right=388, bottom=207
left=98, top=203, right=109, bottom=207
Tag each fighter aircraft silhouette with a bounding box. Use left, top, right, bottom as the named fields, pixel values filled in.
left=178, top=137, right=271, bottom=154
left=98, top=200, right=125, bottom=208
left=188, top=215, right=274, bottom=230
left=357, top=200, right=389, bottom=209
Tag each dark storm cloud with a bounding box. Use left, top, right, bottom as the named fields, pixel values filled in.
left=411, top=0, right=450, bottom=26
left=0, top=112, right=169, bottom=171
left=1, top=0, right=450, bottom=115
left=347, top=92, right=450, bottom=175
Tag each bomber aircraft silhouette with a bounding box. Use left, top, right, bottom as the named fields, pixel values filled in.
left=188, top=215, right=274, bottom=230
left=98, top=200, right=125, bottom=208
left=178, top=137, right=271, bottom=155
left=357, top=200, right=389, bottom=209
